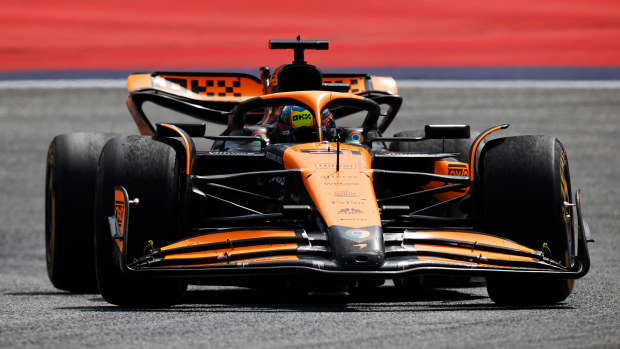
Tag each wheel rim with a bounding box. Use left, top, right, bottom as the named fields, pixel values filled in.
left=558, top=146, right=574, bottom=292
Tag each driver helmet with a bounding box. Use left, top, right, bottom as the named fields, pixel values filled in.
left=276, top=106, right=336, bottom=142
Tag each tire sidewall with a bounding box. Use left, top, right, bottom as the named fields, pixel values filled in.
left=94, top=135, right=187, bottom=306
left=479, top=135, right=574, bottom=304
left=45, top=132, right=117, bottom=292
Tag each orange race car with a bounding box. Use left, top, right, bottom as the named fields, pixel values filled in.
left=45, top=38, right=592, bottom=306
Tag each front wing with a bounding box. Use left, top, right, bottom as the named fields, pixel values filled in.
left=109, top=187, right=591, bottom=281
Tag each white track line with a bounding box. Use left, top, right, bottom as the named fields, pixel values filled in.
left=0, top=79, right=126, bottom=89
left=397, top=80, right=620, bottom=89
left=1, top=79, right=620, bottom=89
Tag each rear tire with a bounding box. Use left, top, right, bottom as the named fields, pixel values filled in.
left=94, top=135, right=187, bottom=307
left=480, top=135, right=574, bottom=305
left=45, top=132, right=117, bottom=292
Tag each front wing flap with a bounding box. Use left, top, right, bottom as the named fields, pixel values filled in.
left=109, top=187, right=591, bottom=280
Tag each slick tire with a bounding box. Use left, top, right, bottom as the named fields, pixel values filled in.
left=94, top=135, right=187, bottom=307
left=45, top=132, right=118, bottom=293
left=389, top=129, right=478, bottom=163
left=479, top=135, right=574, bottom=305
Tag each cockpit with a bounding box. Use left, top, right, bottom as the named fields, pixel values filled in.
left=214, top=92, right=381, bottom=151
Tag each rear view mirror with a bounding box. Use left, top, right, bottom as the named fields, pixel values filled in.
left=424, top=125, right=470, bottom=139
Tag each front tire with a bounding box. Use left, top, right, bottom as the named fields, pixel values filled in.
left=94, top=135, right=187, bottom=307
left=479, top=135, right=574, bottom=305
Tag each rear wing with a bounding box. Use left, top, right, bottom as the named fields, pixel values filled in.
left=323, top=74, right=398, bottom=95
left=127, top=72, right=398, bottom=100
left=126, top=71, right=400, bottom=135
left=127, top=72, right=264, bottom=103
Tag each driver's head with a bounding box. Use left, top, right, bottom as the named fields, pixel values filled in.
left=275, top=106, right=337, bottom=142
left=278, top=105, right=314, bottom=128
left=276, top=106, right=315, bottom=142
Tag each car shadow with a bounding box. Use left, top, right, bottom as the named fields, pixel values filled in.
left=33, top=285, right=574, bottom=313
left=180, top=286, right=572, bottom=312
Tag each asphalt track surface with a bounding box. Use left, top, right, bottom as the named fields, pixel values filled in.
left=1, top=84, right=619, bottom=348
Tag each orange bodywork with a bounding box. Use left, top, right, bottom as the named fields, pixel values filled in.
left=184, top=256, right=300, bottom=267
left=415, top=256, right=538, bottom=269
left=370, top=76, right=398, bottom=94
left=126, top=74, right=152, bottom=91
left=163, top=243, right=298, bottom=260
left=158, top=123, right=191, bottom=174
left=322, top=75, right=398, bottom=94
left=161, top=230, right=296, bottom=251
left=412, top=244, right=535, bottom=263
left=469, top=125, right=507, bottom=184
left=422, top=160, right=470, bottom=201
left=323, top=76, right=368, bottom=93
left=406, top=231, right=536, bottom=254
left=113, top=188, right=126, bottom=252
left=260, top=90, right=363, bottom=109
left=126, top=73, right=264, bottom=101
left=158, top=230, right=300, bottom=267
left=283, top=142, right=381, bottom=229
left=126, top=73, right=392, bottom=102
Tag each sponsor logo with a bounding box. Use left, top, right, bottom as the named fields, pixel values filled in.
left=114, top=200, right=125, bottom=235
left=266, top=152, right=283, bottom=164
left=322, top=77, right=366, bottom=93
left=156, top=76, right=243, bottom=98
left=331, top=190, right=358, bottom=197
left=447, top=163, right=469, bottom=176
left=345, top=229, right=370, bottom=239
left=252, top=130, right=267, bottom=140
left=301, top=149, right=362, bottom=155
left=314, top=163, right=357, bottom=170
left=291, top=110, right=314, bottom=128
left=321, top=175, right=358, bottom=181
left=346, top=131, right=364, bottom=143
left=209, top=151, right=256, bottom=155
left=338, top=208, right=363, bottom=215
left=333, top=200, right=365, bottom=205
left=114, top=201, right=125, bottom=223
left=323, top=182, right=360, bottom=186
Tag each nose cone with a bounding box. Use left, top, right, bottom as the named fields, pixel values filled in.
left=329, top=225, right=385, bottom=269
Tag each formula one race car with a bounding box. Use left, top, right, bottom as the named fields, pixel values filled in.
left=45, top=38, right=592, bottom=306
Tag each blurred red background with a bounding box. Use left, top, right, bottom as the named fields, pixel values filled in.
left=1, top=0, right=619, bottom=72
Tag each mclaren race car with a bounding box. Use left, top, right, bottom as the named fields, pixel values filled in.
left=45, top=39, right=592, bottom=306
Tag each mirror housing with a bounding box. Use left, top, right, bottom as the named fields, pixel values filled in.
left=424, top=125, right=470, bottom=139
